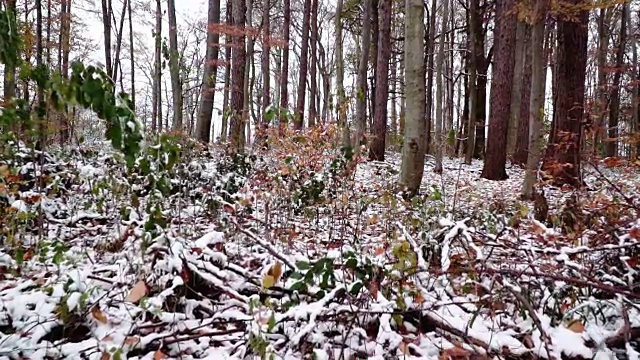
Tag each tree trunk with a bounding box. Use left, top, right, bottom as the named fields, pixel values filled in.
left=398, top=0, right=426, bottom=197
left=369, top=0, right=378, bottom=131
left=464, top=0, right=476, bottom=164
left=168, top=0, right=184, bottom=131
left=308, top=0, right=318, bottom=127
left=354, top=0, right=372, bottom=147
left=128, top=0, right=135, bottom=107
left=101, top=0, right=113, bottom=78
left=112, top=0, right=128, bottom=85
left=541, top=0, right=589, bottom=187
left=481, top=0, right=517, bottom=180
left=279, top=0, right=290, bottom=128
left=259, top=0, right=270, bottom=137
left=434, top=0, right=449, bottom=173
left=368, top=0, right=392, bottom=161
left=152, top=0, right=162, bottom=132
left=2, top=0, right=17, bottom=102
left=512, top=24, right=532, bottom=166
left=593, top=8, right=612, bottom=156
left=242, top=0, right=254, bottom=145
left=334, top=0, right=347, bottom=139
left=522, top=0, right=549, bottom=199
left=221, top=0, right=233, bottom=142
left=632, top=8, right=639, bottom=159
left=294, top=0, right=311, bottom=129
left=36, top=0, right=45, bottom=147
left=195, top=0, right=222, bottom=143
left=425, top=0, right=436, bottom=154
left=229, top=0, right=247, bottom=152
left=507, top=20, right=526, bottom=157
left=605, top=2, right=627, bottom=158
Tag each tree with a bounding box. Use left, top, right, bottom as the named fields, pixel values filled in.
left=279, top=0, right=290, bottom=128
left=168, top=0, right=184, bottom=131
left=294, top=0, right=311, bottom=129
left=605, top=2, right=628, bottom=158
left=368, top=0, right=392, bottom=161
left=151, top=0, right=162, bottom=132
left=308, top=0, right=319, bottom=127
left=398, top=0, right=426, bottom=197
left=101, top=0, right=113, bottom=78
left=3, top=0, right=17, bottom=102
left=481, top=0, right=517, bottom=180
left=195, top=0, right=222, bottom=143
left=541, top=0, right=589, bottom=187
left=259, top=0, right=270, bottom=137
left=512, top=24, right=532, bottom=166
left=521, top=0, right=549, bottom=199
left=434, top=0, right=450, bottom=173
left=507, top=20, right=527, bottom=157
left=229, top=0, right=247, bottom=152
left=221, top=0, right=233, bottom=142
left=334, top=0, right=346, bottom=132
left=354, top=0, right=372, bottom=147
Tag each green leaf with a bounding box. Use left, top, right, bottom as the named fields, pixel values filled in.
left=295, top=261, right=310, bottom=270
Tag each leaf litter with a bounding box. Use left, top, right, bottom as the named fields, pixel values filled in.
left=0, top=130, right=639, bottom=360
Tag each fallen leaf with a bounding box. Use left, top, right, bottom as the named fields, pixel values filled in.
left=125, top=281, right=148, bottom=303
left=91, top=305, right=108, bottom=324
left=374, top=247, right=385, bottom=256
left=399, top=341, right=410, bottom=355
left=153, top=350, right=167, bottom=360
left=100, top=351, right=111, bottom=360
left=124, top=336, right=141, bottom=346
left=565, top=319, right=585, bottom=333
left=369, top=281, right=378, bottom=300
left=262, top=261, right=283, bottom=289
left=222, top=203, right=235, bottom=214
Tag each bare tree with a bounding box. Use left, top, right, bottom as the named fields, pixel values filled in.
left=398, top=0, right=426, bottom=197
left=168, top=0, right=184, bottom=131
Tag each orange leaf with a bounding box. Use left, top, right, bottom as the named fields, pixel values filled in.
left=153, top=350, right=167, bottom=360
left=369, top=281, right=378, bottom=300
left=100, top=351, right=111, bottom=360
left=91, top=305, right=108, bottom=324
left=374, top=247, right=385, bottom=256
left=565, top=320, right=585, bottom=333
left=125, top=281, right=149, bottom=304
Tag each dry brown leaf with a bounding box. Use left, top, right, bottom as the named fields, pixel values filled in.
left=369, top=281, right=378, bottom=300
left=439, top=346, right=471, bottom=360
left=153, top=350, right=167, bottom=360
left=124, top=336, right=141, bottom=346
left=125, top=281, right=148, bottom=303
left=262, top=262, right=283, bottom=289
left=565, top=319, right=585, bottom=333
left=100, top=351, right=111, bottom=360
left=399, top=341, right=410, bottom=354
left=91, top=305, right=108, bottom=324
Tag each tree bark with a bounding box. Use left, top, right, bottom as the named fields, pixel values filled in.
left=101, top=0, right=113, bottom=78
left=259, top=0, right=270, bottom=138
left=368, top=0, right=392, bottom=161
left=279, top=0, right=290, bottom=128
left=541, top=0, right=589, bottom=187
left=221, top=0, right=233, bottom=142
left=2, top=0, right=17, bottom=102
left=354, top=0, right=372, bottom=147
left=294, top=0, right=311, bottom=129
left=152, top=0, right=162, bottom=132
left=425, top=0, right=436, bottom=154
left=195, top=0, right=222, bottom=143
left=398, top=0, right=426, bottom=197
left=229, top=0, right=247, bottom=152
left=507, top=20, right=526, bottom=157
left=605, top=2, right=627, bottom=158
left=434, top=0, right=450, bottom=173
left=308, top=0, right=318, bottom=127
left=522, top=0, right=549, bottom=199
left=464, top=0, right=476, bottom=164
left=168, top=0, right=184, bottom=131
left=481, top=0, right=517, bottom=180
left=513, top=24, right=532, bottom=166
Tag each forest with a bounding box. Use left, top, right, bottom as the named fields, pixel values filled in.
left=0, top=0, right=639, bottom=358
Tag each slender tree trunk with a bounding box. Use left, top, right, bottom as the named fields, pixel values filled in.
left=434, top=0, right=449, bottom=173
left=259, top=0, right=270, bottom=137
left=632, top=9, right=639, bottom=159
left=513, top=24, right=532, bottom=166
left=101, top=0, right=113, bottom=78
left=152, top=0, right=162, bottom=132
left=36, top=0, right=45, bottom=147
left=594, top=8, right=611, bottom=156
left=229, top=0, right=247, bottom=152
left=241, top=0, right=253, bottom=145
left=334, top=0, right=347, bottom=135
left=369, top=0, right=378, bottom=131
left=195, top=0, right=222, bottom=143
left=294, top=0, right=311, bottom=129
left=522, top=0, right=549, bottom=199
left=425, top=0, right=436, bottom=154
left=168, top=0, right=184, bottom=131
left=354, top=0, right=372, bottom=147
left=112, top=0, right=128, bottom=84
left=507, top=20, right=526, bottom=157
left=481, top=0, right=516, bottom=180
left=3, top=0, right=18, bottom=102
left=605, top=2, right=627, bottom=158
left=542, top=0, right=588, bottom=187
left=308, top=0, right=318, bottom=127
left=464, top=0, right=476, bottom=164
left=398, top=0, right=426, bottom=197
left=279, top=0, right=290, bottom=128
left=368, top=0, right=391, bottom=161
left=221, top=0, right=233, bottom=142
left=128, top=0, right=135, bottom=107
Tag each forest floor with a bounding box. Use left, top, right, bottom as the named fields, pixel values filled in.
left=0, top=128, right=639, bottom=360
